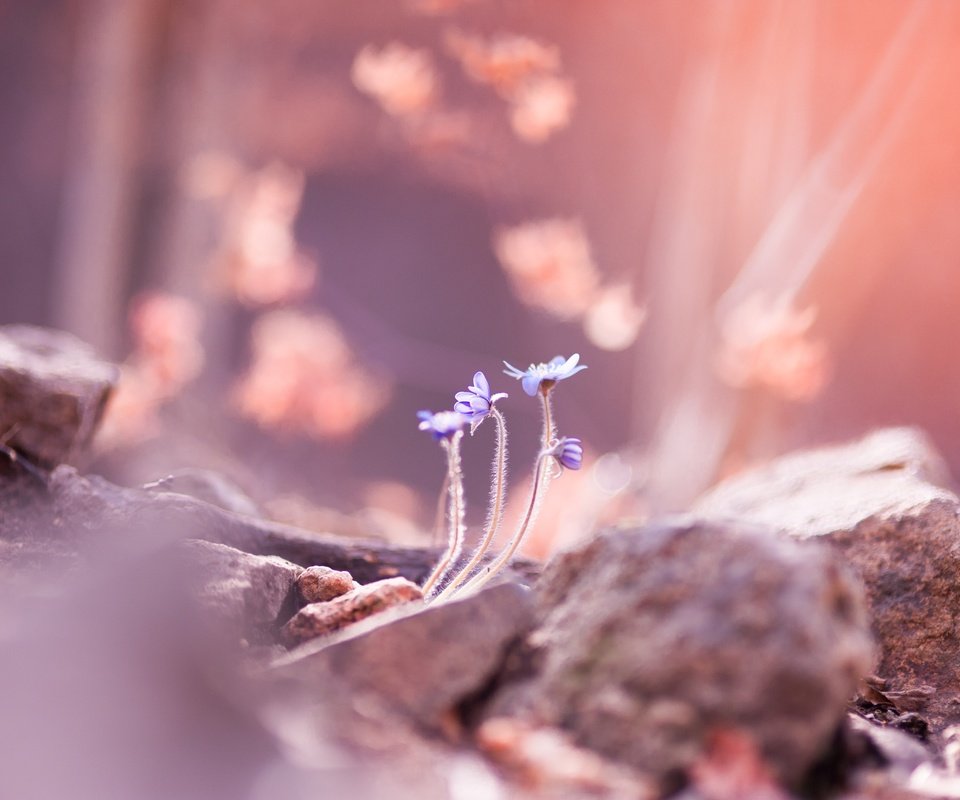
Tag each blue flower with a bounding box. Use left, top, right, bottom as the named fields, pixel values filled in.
left=417, top=409, right=467, bottom=441
left=503, top=354, right=588, bottom=397
left=454, top=371, right=508, bottom=422
left=546, top=436, right=583, bottom=470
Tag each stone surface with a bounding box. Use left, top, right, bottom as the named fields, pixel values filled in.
left=695, top=427, right=954, bottom=536
left=24, top=465, right=503, bottom=585
left=143, top=469, right=261, bottom=517
left=488, top=518, right=874, bottom=789
left=296, top=565, right=359, bottom=605
left=0, top=325, right=118, bottom=466
left=839, top=790, right=936, bottom=800
left=0, top=541, right=295, bottom=800
left=0, top=474, right=469, bottom=800
left=695, top=427, right=960, bottom=728
left=181, top=539, right=302, bottom=644
left=281, top=577, right=422, bottom=646
left=476, top=717, right=655, bottom=799
left=848, top=714, right=930, bottom=775
left=273, top=582, right=535, bottom=732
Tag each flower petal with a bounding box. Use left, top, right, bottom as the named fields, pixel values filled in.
left=455, top=391, right=475, bottom=402
left=559, top=439, right=583, bottom=469
left=521, top=374, right=541, bottom=396
left=561, top=364, right=588, bottom=379
left=502, top=361, right=525, bottom=378
left=559, top=353, right=580, bottom=373
left=473, top=371, right=489, bottom=397
left=490, top=392, right=508, bottom=404
left=454, top=401, right=473, bottom=415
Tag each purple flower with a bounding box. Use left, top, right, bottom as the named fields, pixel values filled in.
left=503, top=354, right=588, bottom=397
left=417, top=410, right=467, bottom=441
left=454, top=371, right=508, bottom=422
left=546, top=437, right=583, bottom=470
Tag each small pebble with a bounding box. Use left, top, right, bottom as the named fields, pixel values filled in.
left=282, top=577, right=423, bottom=646
left=296, top=565, right=359, bottom=604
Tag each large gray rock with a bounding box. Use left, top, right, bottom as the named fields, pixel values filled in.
left=273, top=582, right=535, bottom=732
left=0, top=533, right=296, bottom=800
left=182, top=539, right=302, bottom=644
left=143, top=469, right=261, bottom=517
left=27, top=466, right=528, bottom=586
left=0, top=476, right=478, bottom=800
left=0, top=325, right=118, bottom=466
left=847, top=714, right=930, bottom=776
left=695, top=428, right=960, bottom=728
left=695, top=427, right=954, bottom=536
left=487, top=519, right=874, bottom=789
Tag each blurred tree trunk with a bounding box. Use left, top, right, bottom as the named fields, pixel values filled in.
left=52, top=0, right=165, bottom=358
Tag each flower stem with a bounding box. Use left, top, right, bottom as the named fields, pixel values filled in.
left=456, top=450, right=550, bottom=596
left=540, top=387, right=555, bottom=447
left=434, top=408, right=508, bottom=602
left=431, top=471, right=449, bottom=547
left=422, top=432, right=465, bottom=596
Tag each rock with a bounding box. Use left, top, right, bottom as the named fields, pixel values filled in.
left=34, top=465, right=525, bottom=585
left=683, top=727, right=794, bottom=800
left=476, top=717, right=655, bottom=799
left=0, top=479, right=444, bottom=800
left=848, top=715, right=930, bottom=774
left=0, top=325, right=118, bottom=466
left=487, top=518, right=874, bottom=789
left=901, top=764, right=960, bottom=799
left=182, top=539, right=302, bottom=644
left=838, top=789, right=935, bottom=800
left=695, top=428, right=960, bottom=728
left=0, top=531, right=298, bottom=800
left=281, top=577, right=422, bottom=646
left=296, top=565, right=359, bottom=605
left=143, top=469, right=261, bottom=517
left=273, top=582, right=535, bottom=732
left=695, top=427, right=954, bottom=536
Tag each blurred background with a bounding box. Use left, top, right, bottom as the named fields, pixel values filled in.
left=4, top=0, right=960, bottom=556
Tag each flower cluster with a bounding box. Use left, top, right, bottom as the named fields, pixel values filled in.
left=235, top=310, right=387, bottom=440
left=352, top=43, right=438, bottom=118
left=716, top=292, right=829, bottom=402
left=417, top=354, right=587, bottom=602
left=443, top=30, right=575, bottom=143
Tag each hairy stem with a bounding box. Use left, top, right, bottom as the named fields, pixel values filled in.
left=540, top=387, right=555, bottom=447
left=457, top=450, right=550, bottom=596
left=422, top=432, right=465, bottom=597
left=434, top=408, right=508, bottom=602
left=430, top=471, right=450, bottom=547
